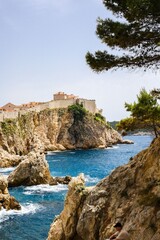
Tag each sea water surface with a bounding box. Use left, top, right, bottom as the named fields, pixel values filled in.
left=0, top=135, right=153, bottom=240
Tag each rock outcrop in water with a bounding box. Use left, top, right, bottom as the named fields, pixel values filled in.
left=0, top=108, right=123, bottom=167
left=7, top=153, right=72, bottom=187
left=8, top=153, right=52, bottom=187
left=0, top=175, right=21, bottom=210
left=48, top=137, right=160, bottom=240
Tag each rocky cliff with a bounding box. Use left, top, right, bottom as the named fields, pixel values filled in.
left=48, top=137, right=160, bottom=240
left=0, top=108, right=123, bottom=167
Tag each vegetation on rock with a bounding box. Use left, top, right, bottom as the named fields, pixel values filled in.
left=68, top=103, right=87, bottom=121
left=1, top=119, right=16, bottom=136
left=0, top=108, right=122, bottom=167
left=94, top=112, right=106, bottom=125
left=121, top=89, right=160, bottom=137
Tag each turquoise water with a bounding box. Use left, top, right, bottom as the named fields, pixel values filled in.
left=0, top=135, right=153, bottom=240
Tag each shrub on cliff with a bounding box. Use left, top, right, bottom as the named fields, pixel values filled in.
left=68, top=104, right=87, bottom=122
left=94, top=113, right=106, bottom=124
left=1, top=119, right=16, bottom=136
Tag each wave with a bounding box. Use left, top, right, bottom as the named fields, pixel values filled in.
left=48, top=160, right=60, bottom=162
left=0, top=167, right=16, bottom=173
left=84, top=175, right=100, bottom=183
left=47, top=150, right=62, bottom=155
left=0, top=203, right=42, bottom=224
left=106, top=145, right=119, bottom=150
left=23, top=184, right=68, bottom=195
left=47, top=152, right=57, bottom=155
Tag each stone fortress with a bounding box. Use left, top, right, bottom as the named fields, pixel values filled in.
left=0, top=92, right=102, bottom=122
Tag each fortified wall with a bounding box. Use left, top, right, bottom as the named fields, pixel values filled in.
left=0, top=92, right=102, bottom=122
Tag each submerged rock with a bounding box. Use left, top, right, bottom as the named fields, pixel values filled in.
left=48, top=137, right=160, bottom=240
left=8, top=153, right=52, bottom=187
left=49, top=176, right=72, bottom=185
left=121, top=139, right=134, bottom=144
left=0, top=175, right=21, bottom=210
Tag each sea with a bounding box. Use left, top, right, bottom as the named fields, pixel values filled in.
left=0, top=135, right=153, bottom=240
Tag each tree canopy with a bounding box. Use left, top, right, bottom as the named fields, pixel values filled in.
left=124, top=89, right=160, bottom=137
left=86, top=0, right=160, bottom=72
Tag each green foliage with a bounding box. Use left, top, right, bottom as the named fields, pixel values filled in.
left=68, top=103, right=87, bottom=121
left=124, top=89, right=160, bottom=137
left=86, top=0, right=160, bottom=72
left=58, top=108, right=65, bottom=117
left=1, top=119, right=16, bottom=136
left=108, top=121, right=119, bottom=129
left=94, top=113, right=106, bottom=124
left=116, top=117, right=136, bottom=131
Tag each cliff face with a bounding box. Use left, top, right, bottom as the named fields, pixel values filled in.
left=48, top=137, right=160, bottom=240
left=0, top=108, right=122, bottom=167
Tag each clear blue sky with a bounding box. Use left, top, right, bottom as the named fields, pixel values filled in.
left=0, top=0, right=160, bottom=120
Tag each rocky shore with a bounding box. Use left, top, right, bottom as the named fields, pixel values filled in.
left=0, top=108, right=125, bottom=168
left=48, top=137, right=160, bottom=240
left=0, top=175, right=21, bottom=210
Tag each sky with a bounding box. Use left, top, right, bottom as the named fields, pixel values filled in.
left=0, top=0, right=160, bottom=121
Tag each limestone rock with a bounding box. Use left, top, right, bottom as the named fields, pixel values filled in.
left=8, top=153, right=52, bottom=187
left=0, top=175, right=21, bottom=210
left=0, top=149, right=21, bottom=168
left=47, top=174, right=91, bottom=240
left=121, top=139, right=134, bottom=144
left=0, top=109, right=123, bottom=166
left=49, top=176, right=72, bottom=185
left=48, top=137, right=160, bottom=240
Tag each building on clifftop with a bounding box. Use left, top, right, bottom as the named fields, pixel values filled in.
left=0, top=92, right=102, bottom=121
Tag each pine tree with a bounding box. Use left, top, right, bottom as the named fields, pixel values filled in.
left=86, top=0, right=160, bottom=72
left=125, top=89, right=160, bottom=137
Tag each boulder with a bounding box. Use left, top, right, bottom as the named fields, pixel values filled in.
left=0, top=175, right=21, bottom=210
left=121, top=139, right=134, bottom=144
left=8, top=153, right=52, bottom=187
left=49, top=176, right=72, bottom=185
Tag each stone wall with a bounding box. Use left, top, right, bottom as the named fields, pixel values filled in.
left=0, top=111, right=19, bottom=121
left=49, top=99, right=76, bottom=109
left=0, top=112, right=3, bottom=122
left=0, top=98, right=100, bottom=122
left=78, top=99, right=97, bottom=114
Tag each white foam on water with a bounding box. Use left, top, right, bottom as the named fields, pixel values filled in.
left=84, top=175, right=99, bottom=183
left=106, top=145, right=119, bottom=150
left=23, top=184, right=68, bottom=195
left=49, top=160, right=60, bottom=162
left=47, top=150, right=62, bottom=155
left=0, top=203, right=42, bottom=224
left=47, top=152, right=57, bottom=155
left=0, top=167, right=16, bottom=173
